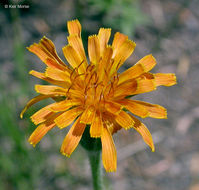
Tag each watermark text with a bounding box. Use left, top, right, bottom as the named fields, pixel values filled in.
left=4, top=4, right=29, bottom=9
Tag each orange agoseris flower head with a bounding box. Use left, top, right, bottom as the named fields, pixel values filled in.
left=21, top=19, right=176, bottom=172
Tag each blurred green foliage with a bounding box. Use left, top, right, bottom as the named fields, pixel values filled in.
left=87, top=0, right=148, bottom=37
left=75, top=0, right=148, bottom=38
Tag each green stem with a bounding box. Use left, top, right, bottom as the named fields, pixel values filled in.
left=80, top=126, right=102, bottom=189
left=88, top=150, right=102, bottom=190
left=80, top=126, right=102, bottom=190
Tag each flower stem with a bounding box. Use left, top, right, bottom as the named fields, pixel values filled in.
left=88, top=150, right=102, bottom=190
left=80, top=126, right=102, bottom=190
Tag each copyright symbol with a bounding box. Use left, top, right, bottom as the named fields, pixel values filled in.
left=5, top=5, right=8, bottom=8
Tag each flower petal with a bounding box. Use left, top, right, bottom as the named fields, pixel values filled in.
left=103, top=114, right=122, bottom=135
left=117, top=99, right=148, bottom=118
left=110, top=39, right=136, bottom=76
left=105, top=101, right=123, bottom=115
left=39, top=37, right=66, bottom=65
left=45, top=58, right=68, bottom=71
left=29, top=70, right=46, bottom=80
left=60, top=118, right=86, bottom=157
left=109, top=123, right=122, bottom=135
left=115, top=111, right=135, bottom=130
left=35, top=85, right=67, bottom=95
left=31, top=104, right=54, bottom=125
left=88, top=35, right=100, bottom=65
left=45, top=67, right=70, bottom=82
left=154, top=73, right=177, bottom=87
left=118, top=64, right=145, bottom=84
left=68, top=34, right=87, bottom=65
left=137, top=54, right=157, bottom=72
left=27, top=43, right=49, bottom=63
left=62, top=45, right=84, bottom=73
left=29, top=124, right=54, bottom=147
left=54, top=107, right=83, bottom=129
left=80, top=106, right=95, bottom=124
left=98, top=28, right=111, bottom=56
left=30, top=70, right=69, bottom=88
left=101, top=126, right=117, bottom=172
left=50, top=99, right=82, bottom=112
left=20, top=95, right=53, bottom=119
left=131, top=116, right=155, bottom=151
left=133, top=79, right=156, bottom=95
left=131, top=100, right=167, bottom=119
left=28, top=36, right=65, bottom=66
left=98, top=46, right=113, bottom=82
left=118, top=55, right=157, bottom=84
left=113, top=79, right=137, bottom=98
left=67, top=88, right=84, bottom=99
left=67, top=19, right=81, bottom=37
left=28, top=114, right=59, bottom=147
left=90, top=111, right=102, bottom=138
left=112, top=32, right=128, bottom=58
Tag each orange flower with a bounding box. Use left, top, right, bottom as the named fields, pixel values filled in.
left=21, top=19, right=176, bottom=172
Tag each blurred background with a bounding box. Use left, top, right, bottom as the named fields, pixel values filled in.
left=0, top=0, right=199, bottom=189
